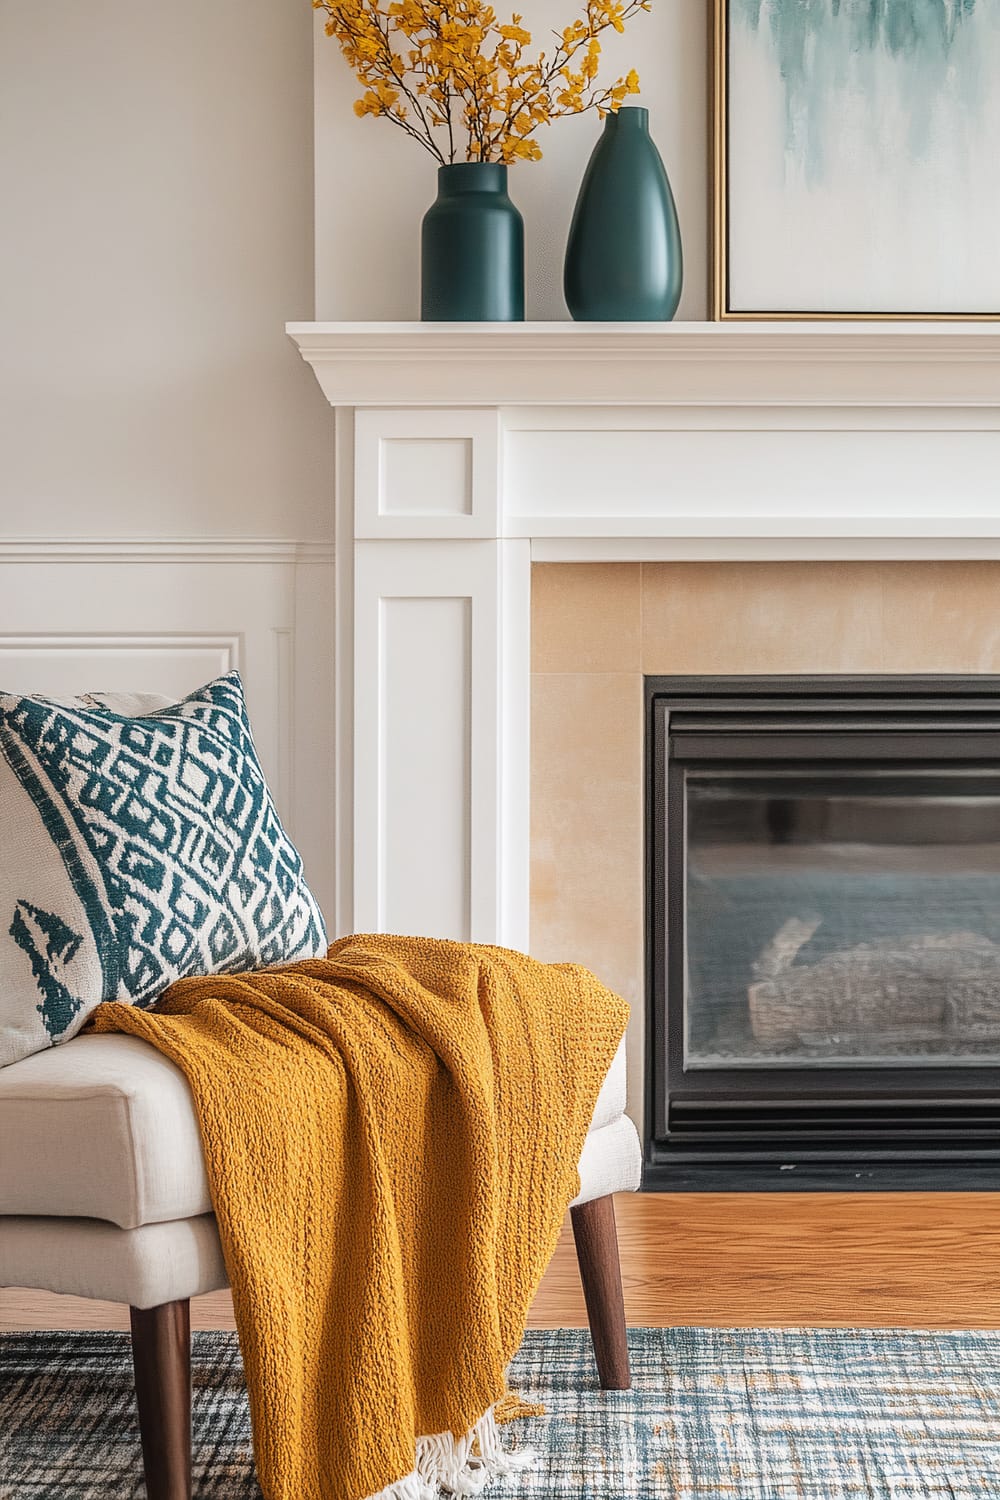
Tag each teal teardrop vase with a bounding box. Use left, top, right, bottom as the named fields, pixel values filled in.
left=421, top=162, right=525, bottom=321
left=564, top=106, right=683, bottom=321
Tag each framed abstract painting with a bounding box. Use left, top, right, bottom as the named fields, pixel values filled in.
left=711, top=0, right=1000, bottom=319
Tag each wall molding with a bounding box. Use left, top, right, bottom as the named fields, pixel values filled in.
left=0, top=541, right=337, bottom=927
left=0, top=631, right=241, bottom=658
left=0, top=538, right=335, bottom=566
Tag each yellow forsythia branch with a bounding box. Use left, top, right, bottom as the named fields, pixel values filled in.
left=313, top=0, right=650, bottom=163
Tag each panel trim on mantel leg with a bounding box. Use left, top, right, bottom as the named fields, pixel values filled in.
left=354, top=539, right=530, bottom=948
left=354, top=409, right=501, bottom=540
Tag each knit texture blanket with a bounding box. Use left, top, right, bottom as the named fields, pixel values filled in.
left=90, top=934, right=628, bottom=1500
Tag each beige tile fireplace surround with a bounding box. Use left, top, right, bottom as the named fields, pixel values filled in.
left=530, top=560, right=1000, bottom=1119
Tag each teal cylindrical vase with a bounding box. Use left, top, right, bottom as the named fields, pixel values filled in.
left=421, top=162, right=525, bottom=321
left=564, top=106, right=683, bottom=321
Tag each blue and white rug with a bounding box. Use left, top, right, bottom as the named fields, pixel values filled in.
left=3, top=1326, right=1000, bottom=1497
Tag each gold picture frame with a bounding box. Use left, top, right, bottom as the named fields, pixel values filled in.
left=710, top=0, right=1000, bottom=322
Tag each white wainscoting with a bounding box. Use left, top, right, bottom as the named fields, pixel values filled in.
left=0, top=539, right=337, bottom=927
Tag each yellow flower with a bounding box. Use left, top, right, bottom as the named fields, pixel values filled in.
left=314, top=0, right=650, bottom=164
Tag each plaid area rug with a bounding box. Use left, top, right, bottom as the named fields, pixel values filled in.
left=3, top=1326, right=1000, bottom=1498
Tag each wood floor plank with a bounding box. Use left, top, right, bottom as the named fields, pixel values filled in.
left=529, top=1192, right=1000, bottom=1329
left=5, top=1193, right=1000, bottom=1332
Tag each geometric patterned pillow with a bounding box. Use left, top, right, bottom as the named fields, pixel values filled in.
left=0, top=671, right=327, bottom=1067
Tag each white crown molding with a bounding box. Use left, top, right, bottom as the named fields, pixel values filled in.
left=286, top=320, right=1000, bottom=409
left=0, top=538, right=336, bottom=565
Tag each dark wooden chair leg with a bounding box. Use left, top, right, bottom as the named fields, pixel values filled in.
left=129, top=1299, right=192, bottom=1500
left=570, top=1193, right=631, bottom=1390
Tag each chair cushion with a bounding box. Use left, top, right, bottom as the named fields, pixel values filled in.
left=0, top=1029, right=631, bottom=1233
left=0, top=1213, right=228, bottom=1307
left=572, top=1115, right=643, bottom=1207
left=0, top=1032, right=212, bottom=1229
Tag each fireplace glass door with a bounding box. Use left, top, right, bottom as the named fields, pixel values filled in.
left=647, top=678, right=1000, bottom=1183
left=685, top=770, right=1000, bottom=1069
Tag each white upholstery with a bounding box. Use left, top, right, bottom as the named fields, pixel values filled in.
left=0, top=1033, right=210, bottom=1229
left=571, top=1116, right=642, bottom=1206
left=0, top=1030, right=641, bottom=1307
left=0, top=1116, right=641, bottom=1307
left=0, top=1032, right=633, bottom=1231
left=590, top=1036, right=626, bottom=1132
left=0, top=1215, right=228, bottom=1309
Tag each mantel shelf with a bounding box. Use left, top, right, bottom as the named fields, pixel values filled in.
left=287, top=320, right=1000, bottom=409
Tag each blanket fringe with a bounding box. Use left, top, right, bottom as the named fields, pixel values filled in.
left=368, top=1404, right=536, bottom=1500
left=367, top=1472, right=437, bottom=1500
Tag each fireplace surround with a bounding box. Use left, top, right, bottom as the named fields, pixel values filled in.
left=287, top=321, right=1000, bottom=1190
left=647, top=675, right=1000, bottom=1190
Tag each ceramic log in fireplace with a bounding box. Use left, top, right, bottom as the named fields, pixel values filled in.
left=646, top=676, right=1000, bottom=1190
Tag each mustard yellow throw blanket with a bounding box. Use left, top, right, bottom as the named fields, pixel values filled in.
left=91, top=934, right=628, bottom=1500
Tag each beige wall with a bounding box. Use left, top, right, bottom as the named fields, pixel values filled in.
left=0, top=1, right=333, bottom=539
left=530, top=561, right=1000, bottom=1122
left=314, top=2, right=707, bottom=320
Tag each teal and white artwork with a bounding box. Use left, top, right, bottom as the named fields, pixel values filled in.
left=719, top=0, right=1000, bottom=316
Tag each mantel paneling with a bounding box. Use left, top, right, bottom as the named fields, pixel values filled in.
left=503, top=417, right=1000, bottom=537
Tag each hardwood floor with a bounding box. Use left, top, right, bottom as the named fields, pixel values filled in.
left=5, top=1192, right=1000, bottom=1332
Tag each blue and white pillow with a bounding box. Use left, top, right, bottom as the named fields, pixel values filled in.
left=0, top=671, right=326, bottom=1067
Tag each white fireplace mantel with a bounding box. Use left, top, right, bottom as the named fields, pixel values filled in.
left=288, top=320, right=1000, bottom=409
left=287, top=321, right=1000, bottom=956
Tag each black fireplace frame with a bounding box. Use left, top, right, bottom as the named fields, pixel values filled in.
left=644, top=674, right=1000, bottom=1191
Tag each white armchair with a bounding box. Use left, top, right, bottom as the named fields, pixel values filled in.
left=0, top=1028, right=640, bottom=1500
